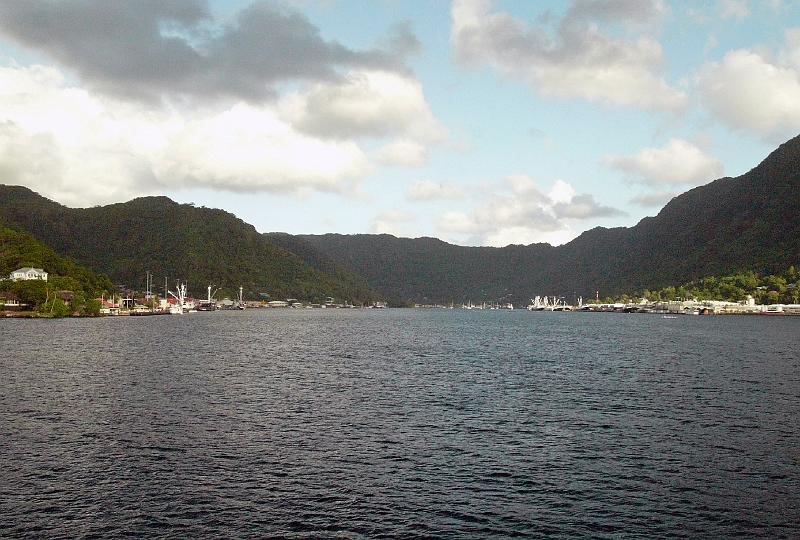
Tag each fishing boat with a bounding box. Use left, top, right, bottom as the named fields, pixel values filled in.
left=197, top=285, right=218, bottom=311
left=168, top=282, right=194, bottom=314
left=237, top=286, right=246, bottom=310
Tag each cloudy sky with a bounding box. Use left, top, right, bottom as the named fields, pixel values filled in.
left=1, top=0, right=798, bottom=246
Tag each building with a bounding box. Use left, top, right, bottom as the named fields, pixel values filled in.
left=9, top=267, right=48, bottom=282
left=0, top=292, right=25, bottom=310
left=98, top=298, right=120, bottom=316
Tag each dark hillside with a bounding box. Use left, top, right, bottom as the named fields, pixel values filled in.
left=302, top=134, right=800, bottom=302
left=0, top=187, right=377, bottom=302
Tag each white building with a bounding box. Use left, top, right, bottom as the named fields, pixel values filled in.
left=9, top=267, right=48, bottom=282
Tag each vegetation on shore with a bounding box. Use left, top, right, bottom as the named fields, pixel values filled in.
left=0, top=225, right=113, bottom=316
left=604, top=266, right=800, bottom=305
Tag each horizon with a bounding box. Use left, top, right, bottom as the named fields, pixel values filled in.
left=1, top=1, right=799, bottom=246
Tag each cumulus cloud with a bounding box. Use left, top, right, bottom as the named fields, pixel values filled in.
left=629, top=191, right=677, bottom=207
left=568, top=0, right=668, bottom=24
left=380, top=21, right=423, bottom=57
left=553, top=194, right=623, bottom=218
left=370, top=210, right=417, bottom=235
left=281, top=70, right=445, bottom=142
left=375, top=141, right=428, bottom=168
left=0, top=2, right=446, bottom=202
left=603, top=139, right=723, bottom=186
left=407, top=181, right=464, bottom=201
left=436, top=175, right=624, bottom=246
left=450, top=0, right=687, bottom=111
left=697, top=30, right=800, bottom=142
left=0, top=64, right=369, bottom=206
left=0, top=0, right=408, bottom=104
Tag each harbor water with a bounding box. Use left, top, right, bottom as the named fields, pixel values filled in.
left=1, top=310, right=799, bottom=538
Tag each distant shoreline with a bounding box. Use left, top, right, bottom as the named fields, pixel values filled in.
left=4, top=308, right=800, bottom=319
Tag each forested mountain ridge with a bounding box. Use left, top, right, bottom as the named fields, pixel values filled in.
left=2, top=133, right=798, bottom=305
left=302, top=134, right=800, bottom=303
left=0, top=188, right=377, bottom=302
left=263, top=232, right=376, bottom=297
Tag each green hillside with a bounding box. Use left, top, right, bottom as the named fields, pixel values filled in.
left=3, top=133, right=799, bottom=306
left=0, top=190, right=377, bottom=303
left=301, top=134, right=800, bottom=303
left=0, top=224, right=114, bottom=313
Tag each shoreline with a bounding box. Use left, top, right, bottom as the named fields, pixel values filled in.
left=4, top=308, right=800, bottom=319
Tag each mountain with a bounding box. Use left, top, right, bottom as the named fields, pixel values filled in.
left=301, top=134, right=800, bottom=303
left=0, top=188, right=376, bottom=303
left=2, top=134, right=798, bottom=305
left=263, top=231, right=376, bottom=296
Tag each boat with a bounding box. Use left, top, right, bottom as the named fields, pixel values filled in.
left=237, top=286, right=245, bottom=310
left=197, top=285, right=218, bottom=311
left=167, top=282, right=194, bottom=314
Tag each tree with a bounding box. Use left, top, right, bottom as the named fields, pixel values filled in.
left=765, top=275, right=787, bottom=293
left=81, top=298, right=101, bottom=317
left=10, top=280, right=47, bottom=308
left=39, top=297, right=70, bottom=317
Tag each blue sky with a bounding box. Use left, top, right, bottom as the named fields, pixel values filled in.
left=1, top=0, right=799, bottom=246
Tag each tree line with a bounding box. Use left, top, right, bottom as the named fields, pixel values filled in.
left=605, top=266, right=800, bottom=305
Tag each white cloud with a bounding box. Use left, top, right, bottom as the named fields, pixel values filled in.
left=375, top=140, right=428, bottom=168
left=281, top=70, right=446, bottom=143
left=604, top=138, right=723, bottom=186
left=279, top=69, right=445, bottom=168
left=0, top=64, right=374, bottom=206
left=370, top=210, right=416, bottom=235
left=483, top=226, right=577, bottom=248
left=630, top=191, right=678, bottom=207
left=439, top=211, right=481, bottom=234
left=547, top=179, right=577, bottom=204
left=407, top=180, right=464, bottom=201
left=554, top=194, right=621, bottom=219
left=450, top=0, right=686, bottom=111
left=719, top=0, right=750, bottom=19
left=697, top=30, right=800, bottom=142
left=437, top=175, right=623, bottom=247
left=157, top=104, right=370, bottom=194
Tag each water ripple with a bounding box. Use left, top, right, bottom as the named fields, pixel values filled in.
left=1, top=310, right=799, bottom=538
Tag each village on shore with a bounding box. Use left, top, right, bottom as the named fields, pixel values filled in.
left=3, top=267, right=800, bottom=318
left=415, top=294, right=800, bottom=316
left=0, top=267, right=388, bottom=316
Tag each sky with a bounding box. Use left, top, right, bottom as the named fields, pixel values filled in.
left=1, top=0, right=799, bottom=247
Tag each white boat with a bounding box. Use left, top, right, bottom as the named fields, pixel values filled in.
left=168, top=282, right=193, bottom=314
left=237, top=286, right=246, bottom=310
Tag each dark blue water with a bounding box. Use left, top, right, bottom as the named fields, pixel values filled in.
left=1, top=310, right=799, bottom=538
